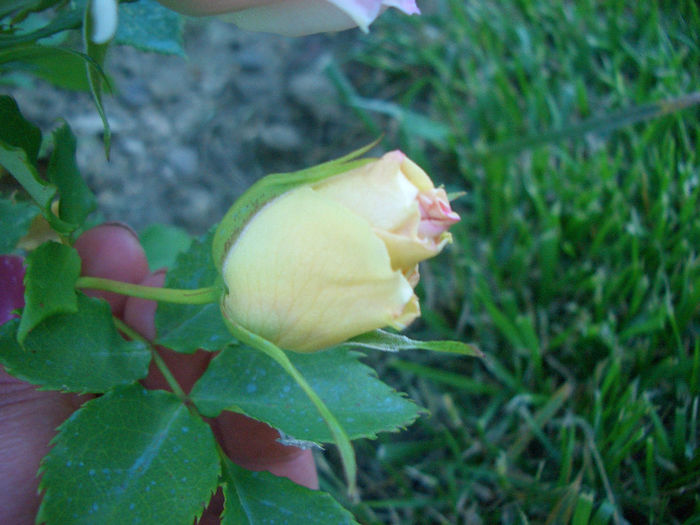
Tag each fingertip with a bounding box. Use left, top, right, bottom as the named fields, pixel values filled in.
left=74, top=223, right=150, bottom=316
left=0, top=371, right=92, bottom=524
left=212, top=412, right=319, bottom=489
left=123, top=272, right=213, bottom=394
left=122, top=270, right=166, bottom=340
left=266, top=449, right=319, bottom=490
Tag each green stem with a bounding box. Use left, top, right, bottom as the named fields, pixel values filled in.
left=76, top=276, right=221, bottom=304
left=114, top=318, right=188, bottom=402
left=227, top=318, right=357, bottom=497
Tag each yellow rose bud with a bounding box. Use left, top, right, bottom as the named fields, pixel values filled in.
left=221, top=151, right=460, bottom=352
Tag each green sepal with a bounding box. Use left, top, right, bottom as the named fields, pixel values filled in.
left=344, top=329, right=483, bottom=357
left=83, top=0, right=113, bottom=155
left=212, top=139, right=380, bottom=271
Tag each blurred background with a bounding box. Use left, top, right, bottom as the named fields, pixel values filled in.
left=9, top=0, right=700, bottom=522
left=8, top=19, right=368, bottom=232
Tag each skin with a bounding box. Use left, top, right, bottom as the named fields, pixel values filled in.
left=0, top=223, right=317, bottom=525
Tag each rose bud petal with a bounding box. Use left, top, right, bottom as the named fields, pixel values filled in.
left=220, top=150, right=459, bottom=352
left=88, top=0, right=119, bottom=44
left=154, top=0, right=420, bottom=36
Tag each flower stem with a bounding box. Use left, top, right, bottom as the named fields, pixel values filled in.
left=114, top=317, right=188, bottom=402
left=75, top=276, right=221, bottom=304
left=226, top=318, right=357, bottom=497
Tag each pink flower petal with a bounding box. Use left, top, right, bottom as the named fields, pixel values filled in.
left=417, top=192, right=460, bottom=239
left=327, top=0, right=384, bottom=30
left=382, top=0, right=420, bottom=15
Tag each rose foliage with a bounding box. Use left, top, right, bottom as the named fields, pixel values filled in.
left=0, top=90, right=477, bottom=523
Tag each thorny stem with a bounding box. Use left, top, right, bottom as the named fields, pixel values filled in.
left=113, top=317, right=188, bottom=403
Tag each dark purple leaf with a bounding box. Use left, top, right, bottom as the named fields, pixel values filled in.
left=0, top=255, right=25, bottom=325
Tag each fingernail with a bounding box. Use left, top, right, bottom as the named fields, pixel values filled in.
left=101, top=221, right=140, bottom=240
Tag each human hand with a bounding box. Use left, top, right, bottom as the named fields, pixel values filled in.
left=0, top=223, right=317, bottom=525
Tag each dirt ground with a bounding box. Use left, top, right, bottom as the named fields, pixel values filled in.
left=9, top=20, right=369, bottom=234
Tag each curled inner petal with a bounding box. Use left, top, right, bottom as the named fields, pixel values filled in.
left=417, top=190, right=460, bottom=239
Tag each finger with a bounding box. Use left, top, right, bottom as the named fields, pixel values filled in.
left=212, top=412, right=319, bottom=490
left=74, top=223, right=150, bottom=317
left=0, top=370, right=89, bottom=525
left=122, top=271, right=213, bottom=394
left=1, top=256, right=91, bottom=524
left=194, top=452, right=314, bottom=525
left=266, top=449, right=317, bottom=490
left=121, top=270, right=165, bottom=341
left=196, top=488, right=223, bottom=525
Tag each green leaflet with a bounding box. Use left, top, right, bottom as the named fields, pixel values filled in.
left=1, top=294, right=150, bottom=393
left=37, top=385, right=220, bottom=524
left=0, top=94, right=41, bottom=162
left=0, top=3, right=81, bottom=48
left=215, top=319, right=359, bottom=496
left=47, top=123, right=96, bottom=227
left=190, top=344, right=423, bottom=442
left=17, top=241, right=80, bottom=343
left=0, top=96, right=96, bottom=235
left=0, top=44, right=94, bottom=90
left=0, top=139, right=60, bottom=228
left=115, top=0, right=185, bottom=57
left=0, top=96, right=60, bottom=230
left=139, top=223, right=192, bottom=272
left=0, top=197, right=36, bottom=253
left=221, top=457, right=358, bottom=525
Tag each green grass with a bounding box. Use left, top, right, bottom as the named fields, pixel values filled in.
left=324, top=1, right=700, bottom=523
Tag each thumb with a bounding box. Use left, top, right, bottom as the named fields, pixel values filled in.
left=0, top=223, right=148, bottom=524
left=74, top=223, right=150, bottom=317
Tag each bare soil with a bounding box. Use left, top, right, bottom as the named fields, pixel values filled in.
left=9, top=20, right=367, bottom=234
